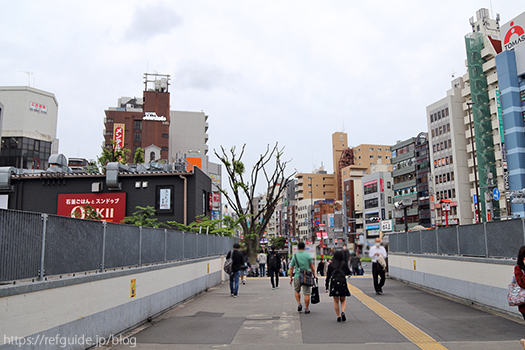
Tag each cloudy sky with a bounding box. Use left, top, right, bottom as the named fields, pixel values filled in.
left=0, top=1, right=520, bottom=178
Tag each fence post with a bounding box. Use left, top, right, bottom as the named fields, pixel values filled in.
left=100, top=221, right=107, bottom=272
left=436, top=227, right=439, bottom=254
left=38, top=214, right=48, bottom=281
left=456, top=224, right=460, bottom=256
left=182, top=231, right=185, bottom=260
left=164, top=229, right=168, bottom=263
left=206, top=227, right=209, bottom=257
left=196, top=232, right=198, bottom=258
left=484, top=221, right=489, bottom=258
left=139, top=226, right=142, bottom=267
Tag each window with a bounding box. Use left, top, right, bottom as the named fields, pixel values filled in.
left=448, top=139, right=452, bottom=148
left=432, top=129, right=435, bottom=137
left=378, top=155, right=382, bottom=159
left=133, top=132, right=142, bottom=143
left=385, top=156, right=390, bottom=159
left=134, top=120, right=142, bottom=130
left=369, top=147, right=374, bottom=151
left=430, top=114, right=434, bottom=123
left=447, top=123, right=450, bottom=132
left=387, top=181, right=391, bottom=189
left=369, top=155, right=374, bottom=159
left=388, top=196, right=392, bottom=204
left=364, top=181, right=378, bottom=195
left=161, top=147, right=169, bottom=151
left=107, top=118, right=114, bottom=123
left=106, top=130, right=113, bottom=136
left=445, top=107, right=449, bottom=116
left=447, top=173, right=450, bottom=182
left=161, top=133, right=169, bottom=138
left=439, top=127, right=442, bottom=135
left=377, top=148, right=382, bottom=151
left=438, top=111, right=441, bottom=119
left=451, top=172, right=455, bottom=181
left=448, top=189, right=452, bottom=198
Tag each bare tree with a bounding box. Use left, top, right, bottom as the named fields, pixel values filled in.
left=214, top=143, right=295, bottom=263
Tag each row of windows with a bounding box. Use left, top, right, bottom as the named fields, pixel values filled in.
left=436, top=188, right=456, bottom=200
left=430, top=107, right=449, bottom=123
left=1, top=137, right=52, bottom=153
left=394, top=186, right=417, bottom=197
left=431, top=123, right=451, bottom=138
left=434, top=155, right=453, bottom=168
left=364, top=197, right=378, bottom=209
left=435, top=172, right=455, bottom=184
left=433, top=139, right=452, bottom=153
left=392, top=143, right=415, bottom=157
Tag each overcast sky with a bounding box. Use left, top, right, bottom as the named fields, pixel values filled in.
left=0, top=1, right=520, bottom=179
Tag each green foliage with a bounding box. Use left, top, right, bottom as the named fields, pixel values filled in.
left=70, top=204, right=103, bottom=221
left=98, top=141, right=131, bottom=166
left=360, top=257, right=372, bottom=262
left=122, top=206, right=165, bottom=228
left=167, top=215, right=245, bottom=236
left=316, top=255, right=333, bottom=261
left=269, top=236, right=287, bottom=250
left=133, top=147, right=145, bottom=164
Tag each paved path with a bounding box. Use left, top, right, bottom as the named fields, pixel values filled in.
left=106, top=275, right=525, bottom=350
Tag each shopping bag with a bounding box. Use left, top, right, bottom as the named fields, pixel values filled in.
left=507, top=276, right=525, bottom=306
left=311, top=279, right=320, bottom=304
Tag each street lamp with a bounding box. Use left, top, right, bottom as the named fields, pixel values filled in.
left=394, top=198, right=413, bottom=233
left=467, top=101, right=482, bottom=223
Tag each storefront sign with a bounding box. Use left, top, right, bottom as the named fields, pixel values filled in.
left=29, top=101, right=47, bottom=114
left=113, top=123, right=125, bottom=151
left=57, top=193, right=126, bottom=223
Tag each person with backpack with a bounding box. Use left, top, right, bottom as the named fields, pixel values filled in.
left=225, top=243, right=244, bottom=297
left=325, top=250, right=351, bottom=322
left=289, top=241, right=316, bottom=314
left=267, top=245, right=281, bottom=289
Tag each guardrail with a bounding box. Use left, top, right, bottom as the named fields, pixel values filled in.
left=0, top=208, right=236, bottom=283
left=387, top=218, right=525, bottom=259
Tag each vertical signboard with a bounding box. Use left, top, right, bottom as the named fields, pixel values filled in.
left=113, top=123, right=125, bottom=151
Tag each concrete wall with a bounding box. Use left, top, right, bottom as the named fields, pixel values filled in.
left=0, top=256, right=226, bottom=349
left=388, top=253, right=519, bottom=317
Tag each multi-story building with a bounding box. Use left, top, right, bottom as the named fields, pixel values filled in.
left=295, top=168, right=335, bottom=201
left=0, top=86, right=59, bottom=170
left=169, top=110, right=209, bottom=173
left=427, top=78, right=473, bottom=225
left=351, top=144, right=393, bottom=171
left=414, top=133, right=431, bottom=228
left=496, top=10, right=525, bottom=218
left=463, top=8, right=508, bottom=222
left=391, top=137, right=419, bottom=232
left=362, top=169, right=393, bottom=250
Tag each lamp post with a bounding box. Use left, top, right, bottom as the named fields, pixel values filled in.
left=467, top=101, right=482, bottom=223
left=308, top=176, right=314, bottom=244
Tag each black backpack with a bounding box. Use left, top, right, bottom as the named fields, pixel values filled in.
left=331, top=265, right=346, bottom=285
left=269, top=252, right=280, bottom=269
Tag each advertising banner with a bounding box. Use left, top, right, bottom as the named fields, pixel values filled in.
left=113, top=123, right=125, bottom=151
left=57, top=193, right=126, bottom=223
left=502, top=12, right=525, bottom=51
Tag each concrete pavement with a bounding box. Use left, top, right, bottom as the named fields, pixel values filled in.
left=104, top=274, right=525, bottom=350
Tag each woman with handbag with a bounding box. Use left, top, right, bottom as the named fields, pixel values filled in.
left=514, top=246, right=525, bottom=349
left=325, top=250, right=351, bottom=322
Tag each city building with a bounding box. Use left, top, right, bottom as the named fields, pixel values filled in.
left=169, top=110, right=209, bottom=173
left=427, top=78, right=473, bottom=225
left=351, top=144, right=393, bottom=171
left=463, top=8, right=508, bottom=222
left=496, top=10, right=525, bottom=218
left=414, top=133, right=431, bottom=228
left=0, top=86, right=59, bottom=170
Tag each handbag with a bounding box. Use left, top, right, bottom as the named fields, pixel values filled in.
left=223, top=250, right=233, bottom=275
left=311, top=279, right=320, bottom=304
left=507, top=275, right=525, bottom=306
left=377, top=255, right=386, bottom=269
left=299, top=269, right=314, bottom=286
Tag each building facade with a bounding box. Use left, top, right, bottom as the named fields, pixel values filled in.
left=0, top=87, right=59, bottom=170
left=362, top=170, right=393, bottom=249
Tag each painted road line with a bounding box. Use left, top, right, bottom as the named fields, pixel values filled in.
left=348, top=282, right=448, bottom=350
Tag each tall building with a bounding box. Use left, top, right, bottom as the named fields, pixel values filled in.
left=427, top=78, right=473, bottom=225
left=351, top=145, right=393, bottom=171
left=496, top=10, right=525, bottom=218
left=0, top=86, right=59, bottom=170
left=463, top=8, right=508, bottom=222
left=169, top=110, right=209, bottom=173
left=332, top=132, right=349, bottom=200
left=414, top=133, right=431, bottom=228
left=104, top=73, right=171, bottom=162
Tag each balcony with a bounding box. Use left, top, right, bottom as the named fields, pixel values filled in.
left=487, top=72, right=498, bottom=86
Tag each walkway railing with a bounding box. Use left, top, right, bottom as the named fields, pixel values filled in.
left=0, top=208, right=235, bottom=283
left=388, top=218, right=525, bottom=259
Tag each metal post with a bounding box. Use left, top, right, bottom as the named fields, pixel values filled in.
left=183, top=231, right=185, bottom=260
left=38, top=214, right=48, bottom=281
left=138, top=226, right=142, bottom=267
left=467, top=101, right=482, bottom=223
left=164, top=229, right=167, bottom=263
left=483, top=222, right=489, bottom=258
left=100, top=221, right=107, bottom=272
left=404, top=207, right=408, bottom=233
left=456, top=224, right=461, bottom=256
left=206, top=227, right=209, bottom=257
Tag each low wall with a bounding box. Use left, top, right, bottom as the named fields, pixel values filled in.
left=0, top=256, right=226, bottom=349
left=388, top=253, right=520, bottom=318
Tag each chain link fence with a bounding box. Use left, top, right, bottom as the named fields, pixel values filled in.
left=388, top=218, right=525, bottom=259
left=0, top=208, right=236, bottom=283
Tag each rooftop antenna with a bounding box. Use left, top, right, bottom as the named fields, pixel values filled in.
left=19, top=71, right=33, bottom=87
left=451, top=68, right=457, bottom=78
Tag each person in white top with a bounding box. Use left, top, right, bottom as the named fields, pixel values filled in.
left=368, top=238, right=387, bottom=295
left=257, top=250, right=267, bottom=277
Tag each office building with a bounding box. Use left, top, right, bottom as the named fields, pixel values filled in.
left=0, top=86, right=59, bottom=170
left=362, top=169, right=393, bottom=250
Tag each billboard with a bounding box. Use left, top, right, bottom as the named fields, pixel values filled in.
left=113, top=123, right=125, bottom=151
left=57, top=193, right=126, bottom=223
left=502, top=12, right=525, bottom=51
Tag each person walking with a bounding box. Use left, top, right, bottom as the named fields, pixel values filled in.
left=226, top=243, right=244, bottom=297
left=257, top=250, right=267, bottom=277
left=317, top=259, right=325, bottom=277
left=514, top=246, right=525, bottom=349
left=369, top=238, right=387, bottom=295
left=281, top=257, right=288, bottom=276
left=289, top=241, right=316, bottom=314
left=240, top=251, right=250, bottom=284
left=342, top=244, right=350, bottom=266
left=325, top=250, right=351, bottom=322
left=268, top=245, right=281, bottom=289
left=350, top=253, right=361, bottom=276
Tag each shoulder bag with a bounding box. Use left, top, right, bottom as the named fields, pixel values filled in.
left=223, top=250, right=233, bottom=275
left=508, top=275, right=525, bottom=306
left=377, top=254, right=387, bottom=269
left=311, top=278, right=320, bottom=304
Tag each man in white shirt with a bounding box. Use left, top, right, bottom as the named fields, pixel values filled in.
left=257, top=250, right=267, bottom=277
left=368, top=238, right=387, bottom=295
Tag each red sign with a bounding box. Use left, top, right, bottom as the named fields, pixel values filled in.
left=380, top=178, right=384, bottom=192
left=209, top=192, right=213, bottom=211
left=113, top=123, right=125, bottom=151
left=57, top=193, right=126, bottom=223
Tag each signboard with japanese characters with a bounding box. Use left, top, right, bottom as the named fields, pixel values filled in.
left=57, top=193, right=126, bottom=223
left=29, top=101, right=47, bottom=114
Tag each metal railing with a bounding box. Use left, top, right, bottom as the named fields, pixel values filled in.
left=388, top=218, right=525, bottom=259
left=0, top=208, right=236, bottom=283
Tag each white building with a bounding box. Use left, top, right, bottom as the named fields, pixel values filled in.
left=0, top=86, right=59, bottom=169
left=427, top=78, right=473, bottom=225
left=169, top=111, right=209, bottom=173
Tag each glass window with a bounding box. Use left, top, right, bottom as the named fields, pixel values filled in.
left=448, top=139, right=452, bottom=148
left=377, top=148, right=382, bottom=151
left=134, top=120, right=142, bottom=130
left=447, top=123, right=450, bottom=132
left=430, top=114, right=434, bottom=123
left=369, top=147, right=374, bottom=151
left=133, top=132, right=142, bottom=143
left=369, top=155, right=374, bottom=159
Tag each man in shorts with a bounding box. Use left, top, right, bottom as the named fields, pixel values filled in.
left=289, top=241, right=316, bottom=314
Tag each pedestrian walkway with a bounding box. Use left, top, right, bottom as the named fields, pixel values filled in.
left=106, top=276, right=524, bottom=350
